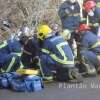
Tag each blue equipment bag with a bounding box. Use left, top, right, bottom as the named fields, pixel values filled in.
left=0, top=72, right=20, bottom=88
left=11, top=75, right=44, bottom=92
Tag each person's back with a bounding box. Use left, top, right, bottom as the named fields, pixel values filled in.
left=0, top=38, right=21, bottom=73
left=77, top=23, right=100, bottom=74
left=80, top=30, right=99, bottom=48
left=37, top=24, right=82, bottom=82
left=41, top=35, right=74, bottom=65
left=7, top=38, right=22, bottom=53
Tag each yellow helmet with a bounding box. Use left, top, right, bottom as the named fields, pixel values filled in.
left=37, top=25, right=52, bottom=40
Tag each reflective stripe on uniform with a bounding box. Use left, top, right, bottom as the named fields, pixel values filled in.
left=42, top=42, right=74, bottom=65
left=19, top=62, right=24, bottom=69
left=68, top=13, right=80, bottom=17
left=0, top=57, right=16, bottom=73
left=1, top=57, right=16, bottom=73
left=11, top=53, right=22, bottom=57
left=0, top=41, right=7, bottom=49
left=91, top=41, right=100, bottom=48
left=6, top=57, right=16, bottom=72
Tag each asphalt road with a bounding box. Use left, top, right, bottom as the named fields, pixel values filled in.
left=0, top=76, right=100, bottom=100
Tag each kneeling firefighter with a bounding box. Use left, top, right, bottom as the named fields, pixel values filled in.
left=76, top=23, right=100, bottom=75
left=37, top=25, right=82, bottom=82
left=0, top=38, right=22, bottom=73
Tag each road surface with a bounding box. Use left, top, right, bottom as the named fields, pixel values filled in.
left=0, top=76, right=100, bottom=100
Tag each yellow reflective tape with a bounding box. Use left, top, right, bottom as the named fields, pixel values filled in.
left=91, top=42, right=100, bottom=48
left=50, top=54, right=74, bottom=64
left=42, top=49, right=50, bottom=54
left=6, top=57, right=16, bottom=72
left=42, top=42, right=74, bottom=65
left=0, top=41, right=7, bottom=49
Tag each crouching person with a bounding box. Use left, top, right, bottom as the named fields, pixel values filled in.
left=76, top=23, right=100, bottom=75
left=0, top=38, right=22, bottom=73
left=37, top=25, right=82, bottom=82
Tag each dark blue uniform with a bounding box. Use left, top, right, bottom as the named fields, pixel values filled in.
left=58, top=1, right=80, bottom=30
left=89, top=7, right=100, bottom=34
left=40, top=35, right=74, bottom=76
left=83, top=3, right=100, bottom=35
left=21, top=36, right=39, bottom=68
left=0, top=38, right=21, bottom=73
left=80, top=30, right=100, bottom=69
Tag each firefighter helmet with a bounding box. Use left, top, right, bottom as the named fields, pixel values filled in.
left=37, top=25, right=52, bottom=40
left=78, top=24, right=90, bottom=32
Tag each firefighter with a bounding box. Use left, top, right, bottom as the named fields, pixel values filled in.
left=58, top=0, right=81, bottom=58
left=83, top=0, right=100, bottom=36
left=20, top=35, right=40, bottom=69
left=37, top=25, right=82, bottom=82
left=76, top=23, right=100, bottom=74
left=58, top=0, right=81, bottom=31
left=16, top=22, right=40, bottom=69
left=0, top=38, right=22, bottom=73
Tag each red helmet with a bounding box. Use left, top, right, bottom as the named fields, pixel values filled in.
left=83, top=1, right=96, bottom=12
left=78, top=24, right=90, bottom=32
